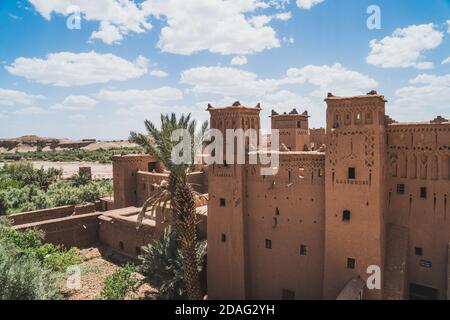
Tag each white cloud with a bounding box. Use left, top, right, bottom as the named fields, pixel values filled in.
left=6, top=51, right=149, bottom=87
left=285, top=63, right=378, bottom=96
left=296, top=0, right=324, bottom=10
left=69, top=114, right=87, bottom=120
left=90, top=21, right=123, bottom=44
left=231, top=56, right=248, bottom=66
left=97, top=86, right=183, bottom=105
left=181, top=66, right=280, bottom=97
left=442, top=57, right=450, bottom=65
left=366, top=24, right=443, bottom=69
left=181, top=63, right=377, bottom=98
left=262, top=90, right=312, bottom=109
left=274, top=12, right=292, bottom=21
left=29, top=0, right=151, bottom=45
left=15, top=106, right=47, bottom=115
left=392, top=74, right=450, bottom=114
left=150, top=69, right=169, bottom=77
left=0, top=88, right=45, bottom=106
left=51, top=95, right=97, bottom=111
left=447, top=20, right=450, bottom=33
left=141, top=0, right=281, bottom=55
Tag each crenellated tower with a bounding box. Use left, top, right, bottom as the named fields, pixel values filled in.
left=323, top=91, right=387, bottom=299
left=206, top=101, right=261, bottom=299
left=271, top=109, right=310, bottom=151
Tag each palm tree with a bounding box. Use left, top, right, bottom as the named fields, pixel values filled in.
left=129, top=113, right=208, bottom=300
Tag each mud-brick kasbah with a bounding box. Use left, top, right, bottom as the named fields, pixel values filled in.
left=8, top=91, right=450, bottom=300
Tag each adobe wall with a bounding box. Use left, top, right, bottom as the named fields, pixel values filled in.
left=136, top=171, right=208, bottom=207
left=9, top=205, right=76, bottom=226
left=271, top=111, right=310, bottom=151
left=324, top=94, right=386, bottom=300
left=112, top=154, right=157, bottom=209
left=99, top=208, right=156, bottom=259
left=99, top=205, right=208, bottom=259
left=385, top=122, right=450, bottom=299
left=13, top=212, right=101, bottom=248
left=9, top=203, right=99, bottom=226
left=310, top=128, right=326, bottom=150
left=245, top=152, right=325, bottom=299
left=136, top=171, right=169, bottom=207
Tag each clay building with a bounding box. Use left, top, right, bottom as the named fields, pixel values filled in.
left=8, top=91, right=450, bottom=300
left=206, top=91, right=450, bottom=300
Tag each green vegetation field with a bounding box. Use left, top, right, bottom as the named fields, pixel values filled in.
left=0, top=162, right=113, bottom=215
left=0, top=147, right=143, bottom=163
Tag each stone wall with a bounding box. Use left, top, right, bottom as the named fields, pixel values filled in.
left=9, top=203, right=99, bottom=226
left=13, top=212, right=101, bottom=248
left=9, top=205, right=77, bottom=226
left=385, top=122, right=450, bottom=299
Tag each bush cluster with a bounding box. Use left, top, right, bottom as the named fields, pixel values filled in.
left=0, top=219, right=81, bottom=299
left=100, top=264, right=139, bottom=300
left=0, top=147, right=143, bottom=164
left=0, top=162, right=113, bottom=215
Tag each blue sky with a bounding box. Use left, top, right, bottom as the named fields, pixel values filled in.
left=0, top=0, right=449, bottom=140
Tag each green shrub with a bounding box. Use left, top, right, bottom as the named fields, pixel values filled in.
left=0, top=222, right=81, bottom=272
left=0, top=219, right=61, bottom=300
left=0, top=242, right=61, bottom=300
left=100, top=264, right=139, bottom=300
left=139, top=226, right=207, bottom=300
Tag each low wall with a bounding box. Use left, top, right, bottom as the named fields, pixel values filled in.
left=13, top=212, right=101, bottom=248
left=9, top=203, right=98, bottom=226
left=9, top=205, right=76, bottom=226
left=99, top=197, right=116, bottom=211
left=99, top=207, right=156, bottom=258
left=74, top=203, right=97, bottom=215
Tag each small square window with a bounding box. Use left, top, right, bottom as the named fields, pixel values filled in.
left=348, top=167, right=356, bottom=180
left=135, top=247, right=141, bottom=256
left=420, top=187, right=427, bottom=199
left=300, top=245, right=307, bottom=256
left=119, top=241, right=124, bottom=250
left=221, top=234, right=226, bottom=243
left=342, top=210, right=351, bottom=222
left=275, top=208, right=280, bottom=216
left=397, top=184, right=405, bottom=194
left=415, top=247, right=423, bottom=256
left=220, top=198, right=226, bottom=207
left=265, top=239, right=272, bottom=249
left=347, top=258, right=356, bottom=269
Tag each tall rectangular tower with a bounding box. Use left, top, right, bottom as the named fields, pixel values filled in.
left=206, top=101, right=261, bottom=299
left=112, top=154, right=156, bottom=209
left=323, top=92, right=386, bottom=299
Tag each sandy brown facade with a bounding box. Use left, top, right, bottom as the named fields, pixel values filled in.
left=206, top=92, right=450, bottom=300
left=7, top=91, right=450, bottom=300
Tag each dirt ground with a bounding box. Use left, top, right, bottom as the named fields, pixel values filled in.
left=61, top=246, right=158, bottom=300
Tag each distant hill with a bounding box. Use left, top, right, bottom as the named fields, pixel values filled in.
left=0, top=135, right=138, bottom=153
